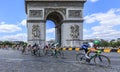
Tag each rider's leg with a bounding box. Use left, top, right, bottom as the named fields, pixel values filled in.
left=85, top=49, right=90, bottom=59
left=85, top=49, right=91, bottom=63
left=86, top=48, right=98, bottom=58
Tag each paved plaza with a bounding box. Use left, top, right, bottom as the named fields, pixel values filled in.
left=0, top=48, right=120, bottom=72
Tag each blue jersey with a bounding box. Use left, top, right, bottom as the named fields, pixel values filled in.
left=81, top=44, right=89, bottom=49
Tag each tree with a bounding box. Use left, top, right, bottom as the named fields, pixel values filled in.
left=99, top=39, right=109, bottom=47
left=116, top=41, right=120, bottom=47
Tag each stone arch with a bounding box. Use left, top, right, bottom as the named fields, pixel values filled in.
left=46, top=11, right=64, bottom=45
left=46, top=11, right=64, bottom=24
left=25, top=0, right=86, bottom=47
left=44, top=9, right=65, bottom=22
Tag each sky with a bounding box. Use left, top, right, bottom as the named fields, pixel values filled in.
left=0, top=0, right=120, bottom=42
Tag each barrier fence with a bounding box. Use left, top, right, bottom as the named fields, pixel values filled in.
left=60, top=47, right=120, bottom=53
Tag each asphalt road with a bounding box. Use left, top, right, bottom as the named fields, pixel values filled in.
left=0, top=48, right=120, bottom=72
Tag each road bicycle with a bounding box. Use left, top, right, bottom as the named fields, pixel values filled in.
left=76, top=50, right=111, bottom=67
left=31, top=46, right=43, bottom=57
left=43, top=47, right=64, bottom=58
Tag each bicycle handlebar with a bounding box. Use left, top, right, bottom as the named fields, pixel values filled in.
left=96, top=50, right=102, bottom=54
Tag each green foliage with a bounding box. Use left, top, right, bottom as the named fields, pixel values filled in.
left=2, top=41, right=13, bottom=46
left=99, top=40, right=120, bottom=48
left=99, top=40, right=109, bottom=47
left=0, top=41, right=27, bottom=47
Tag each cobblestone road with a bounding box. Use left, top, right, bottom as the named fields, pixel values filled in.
left=0, top=49, right=120, bottom=72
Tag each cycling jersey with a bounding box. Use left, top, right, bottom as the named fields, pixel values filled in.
left=81, top=44, right=90, bottom=49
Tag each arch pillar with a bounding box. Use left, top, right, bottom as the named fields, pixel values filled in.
left=61, top=20, right=83, bottom=47
left=27, top=20, right=46, bottom=47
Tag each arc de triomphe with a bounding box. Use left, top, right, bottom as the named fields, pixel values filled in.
left=25, top=0, right=86, bottom=47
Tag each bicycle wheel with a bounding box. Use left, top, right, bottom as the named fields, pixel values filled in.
left=43, top=48, right=50, bottom=56
left=35, top=49, right=42, bottom=57
left=55, top=51, right=64, bottom=58
left=94, top=55, right=111, bottom=67
left=43, top=48, right=47, bottom=55
left=31, top=49, right=35, bottom=56
left=76, top=53, right=86, bottom=64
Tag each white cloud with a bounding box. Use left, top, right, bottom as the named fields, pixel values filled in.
left=46, top=37, right=55, bottom=41
left=84, top=8, right=120, bottom=40
left=83, top=29, right=87, bottom=32
left=84, top=15, right=97, bottom=23
left=19, top=19, right=27, bottom=26
left=1, top=21, right=5, bottom=24
left=46, top=28, right=55, bottom=34
left=84, top=8, right=120, bottom=26
left=0, top=33, right=27, bottom=42
left=0, top=20, right=27, bottom=42
left=84, top=34, right=94, bottom=39
left=0, top=22, right=22, bottom=33
left=46, top=28, right=55, bottom=41
left=89, top=0, right=99, bottom=3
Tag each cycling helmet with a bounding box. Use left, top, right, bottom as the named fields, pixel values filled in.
left=93, top=40, right=100, bottom=44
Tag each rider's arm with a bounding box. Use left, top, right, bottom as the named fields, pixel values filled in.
left=93, top=44, right=98, bottom=49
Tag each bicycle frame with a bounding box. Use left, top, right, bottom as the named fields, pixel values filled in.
left=89, top=50, right=102, bottom=61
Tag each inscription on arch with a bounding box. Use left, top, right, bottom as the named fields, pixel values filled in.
left=68, top=10, right=82, bottom=18
left=29, top=10, right=43, bottom=17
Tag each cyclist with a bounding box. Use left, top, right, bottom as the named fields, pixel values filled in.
left=81, top=40, right=100, bottom=62
left=81, top=42, right=90, bottom=59
left=22, top=44, right=27, bottom=54
left=32, top=43, right=38, bottom=55
left=27, top=44, right=32, bottom=54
